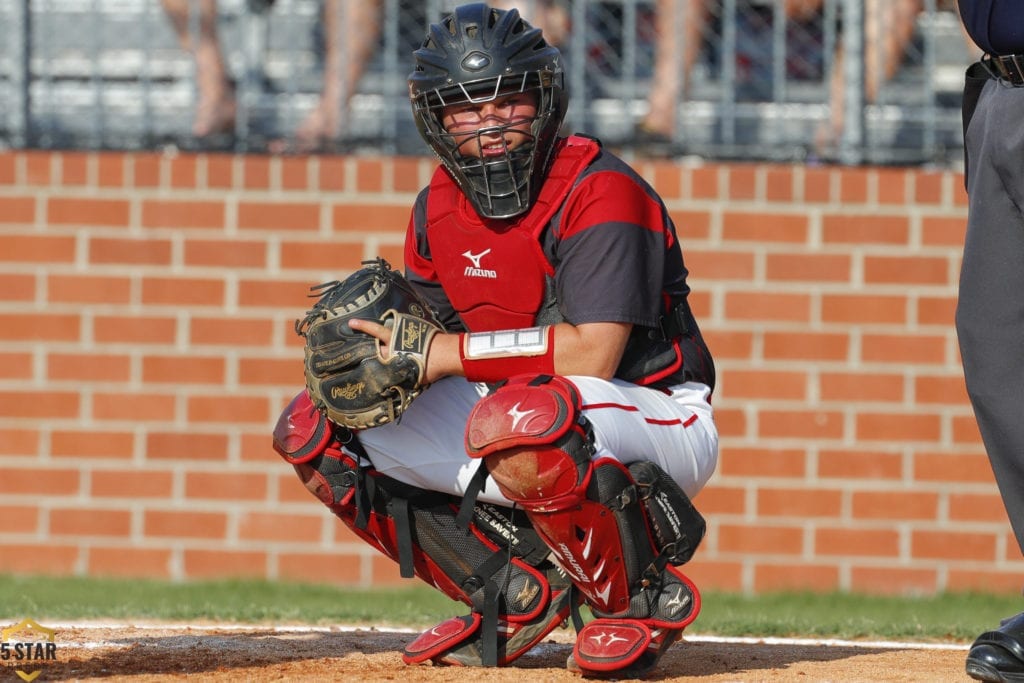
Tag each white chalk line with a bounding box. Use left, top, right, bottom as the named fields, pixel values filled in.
left=36, top=621, right=971, bottom=652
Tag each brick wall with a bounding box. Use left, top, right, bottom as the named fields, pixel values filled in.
left=1, top=149, right=1018, bottom=596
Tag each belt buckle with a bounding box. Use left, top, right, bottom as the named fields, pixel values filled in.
left=993, top=54, right=1024, bottom=86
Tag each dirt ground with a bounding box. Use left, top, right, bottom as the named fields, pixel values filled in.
left=4, top=622, right=976, bottom=682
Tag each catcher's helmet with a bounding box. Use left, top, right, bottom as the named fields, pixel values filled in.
left=408, top=3, right=568, bottom=219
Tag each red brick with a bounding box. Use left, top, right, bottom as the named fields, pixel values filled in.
left=190, top=317, right=274, bottom=346
left=47, top=274, right=132, bottom=304
left=48, top=353, right=131, bottom=382
left=279, top=552, right=366, bottom=584
left=817, top=449, right=903, bottom=480
left=184, top=239, right=267, bottom=268
left=763, top=332, right=848, bottom=361
left=850, top=566, right=939, bottom=595
left=187, top=395, right=269, bottom=424
left=1, top=234, right=76, bottom=262
left=718, top=524, right=804, bottom=555
left=141, top=277, right=225, bottom=306
left=952, top=416, right=984, bottom=445
left=914, top=452, right=996, bottom=484
left=243, top=155, right=271, bottom=189
left=820, top=372, right=904, bottom=402
left=51, top=430, right=135, bottom=459
left=669, top=210, right=712, bottom=239
left=184, top=549, right=267, bottom=578
left=802, top=166, right=833, bottom=202
left=97, top=152, right=125, bottom=187
left=722, top=212, right=808, bottom=242
left=915, top=375, right=969, bottom=405
left=0, top=468, right=80, bottom=495
left=727, top=165, right=758, bottom=200
left=141, top=199, right=226, bottom=229
left=0, top=429, right=40, bottom=455
left=917, top=295, right=956, bottom=325
left=912, top=529, right=996, bottom=561
left=50, top=508, right=131, bottom=536
left=875, top=168, right=908, bottom=204
left=0, top=352, right=33, bottom=379
left=764, top=165, right=794, bottom=202
left=393, top=156, right=426, bottom=193
left=947, top=570, right=1024, bottom=594
left=755, top=564, right=840, bottom=592
left=143, top=355, right=225, bottom=384
left=864, top=255, right=950, bottom=285
left=0, top=391, right=80, bottom=419
left=238, top=358, right=304, bottom=386
left=856, top=412, right=941, bottom=442
left=823, top=214, right=909, bottom=245
left=89, top=237, right=173, bottom=265
left=821, top=294, right=907, bottom=324
left=0, top=505, right=40, bottom=531
left=683, top=249, right=754, bottom=280
left=0, top=196, right=35, bottom=224
left=238, top=201, right=320, bottom=231
left=683, top=562, right=744, bottom=592
left=0, top=151, right=16, bottom=184
left=949, top=493, right=1012, bottom=523
left=700, top=330, right=753, bottom=359
left=838, top=167, right=870, bottom=203
left=25, top=151, right=53, bottom=185
left=48, top=197, right=130, bottom=226
left=185, top=472, right=268, bottom=500
left=239, top=279, right=324, bottom=308
left=238, top=512, right=324, bottom=542
left=0, top=274, right=34, bottom=301
left=816, top=527, right=900, bottom=557
left=205, top=154, right=235, bottom=188
left=279, top=240, right=368, bottom=271
left=145, top=432, right=229, bottom=460
left=759, top=410, right=845, bottom=439
left=145, top=510, right=228, bottom=538
left=861, top=333, right=946, bottom=364
left=356, top=157, right=385, bottom=193
left=718, top=448, right=806, bottom=478
left=91, top=469, right=174, bottom=498
left=0, top=544, right=78, bottom=575
left=169, top=155, right=197, bottom=188
left=88, top=547, right=173, bottom=578
left=132, top=153, right=163, bottom=187
left=94, top=315, right=177, bottom=344
left=280, top=157, right=309, bottom=190
left=331, top=203, right=411, bottom=232
left=93, top=392, right=177, bottom=422
left=0, top=313, right=80, bottom=342
left=60, top=151, right=90, bottom=185
left=688, top=163, right=720, bottom=198
left=914, top=171, right=945, bottom=204
left=922, top=215, right=967, bottom=246
left=318, top=157, right=347, bottom=191
left=851, top=491, right=939, bottom=520
left=758, top=488, right=842, bottom=517
left=693, top=485, right=746, bottom=514
left=724, top=292, right=812, bottom=322
left=720, top=370, right=807, bottom=400
left=765, top=253, right=852, bottom=282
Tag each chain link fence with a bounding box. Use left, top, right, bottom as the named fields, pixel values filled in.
left=0, top=0, right=976, bottom=165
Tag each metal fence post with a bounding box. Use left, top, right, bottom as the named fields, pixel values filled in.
left=6, top=0, right=30, bottom=148
left=838, top=0, right=864, bottom=164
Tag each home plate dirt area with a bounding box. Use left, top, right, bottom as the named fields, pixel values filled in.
left=32, top=622, right=971, bottom=682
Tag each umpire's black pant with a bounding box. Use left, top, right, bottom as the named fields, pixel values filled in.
left=956, top=62, right=1024, bottom=559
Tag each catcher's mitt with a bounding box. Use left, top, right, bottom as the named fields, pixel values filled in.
left=296, top=258, right=441, bottom=430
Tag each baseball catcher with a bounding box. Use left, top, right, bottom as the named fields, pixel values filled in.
left=274, top=3, right=718, bottom=678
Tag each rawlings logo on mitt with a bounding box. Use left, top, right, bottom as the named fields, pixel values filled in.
left=295, top=258, right=441, bottom=430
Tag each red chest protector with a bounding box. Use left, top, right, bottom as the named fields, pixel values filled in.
left=425, top=136, right=601, bottom=332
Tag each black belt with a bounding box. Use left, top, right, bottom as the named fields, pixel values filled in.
left=985, top=53, right=1024, bottom=87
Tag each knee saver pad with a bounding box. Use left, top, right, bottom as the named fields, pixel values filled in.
left=273, top=389, right=357, bottom=508
left=465, top=374, right=594, bottom=509
left=273, top=390, right=332, bottom=465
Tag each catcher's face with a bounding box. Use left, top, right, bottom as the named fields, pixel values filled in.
left=441, top=92, right=538, bottom=159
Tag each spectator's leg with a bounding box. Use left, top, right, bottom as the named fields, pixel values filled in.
left=288, top=0, right=382, bottom=151
left=639, top=0, right=709, bottom=140
left=160, top=0, right=236, bottom=137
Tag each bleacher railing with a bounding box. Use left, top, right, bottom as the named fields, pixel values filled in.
left=0, top=0, right=975, bottom=165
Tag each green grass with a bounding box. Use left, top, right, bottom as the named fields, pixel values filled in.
left=0, top=574, right=1016, bottom=643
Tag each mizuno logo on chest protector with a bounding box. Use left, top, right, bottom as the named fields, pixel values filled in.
left=462, top=248, right=497, bottom=278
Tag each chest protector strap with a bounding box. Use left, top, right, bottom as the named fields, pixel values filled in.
left=425, top=136, right=601, bottom=332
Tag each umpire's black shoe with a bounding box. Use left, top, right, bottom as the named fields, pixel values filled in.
left=967, top=611, right=1024, bottom=682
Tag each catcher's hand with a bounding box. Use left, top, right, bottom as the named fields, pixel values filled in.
left=295, top=258, right=441, bottom=430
